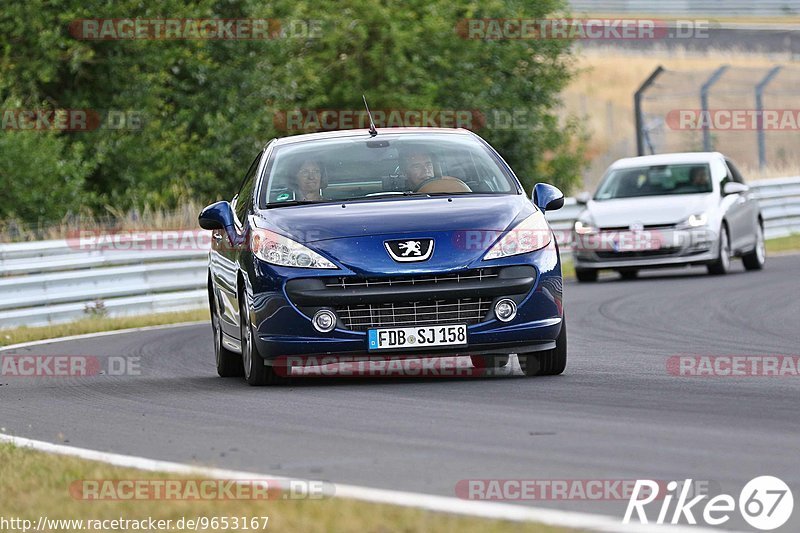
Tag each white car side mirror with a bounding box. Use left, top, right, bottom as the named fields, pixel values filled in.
left=723, top=182, right=748, bottom=195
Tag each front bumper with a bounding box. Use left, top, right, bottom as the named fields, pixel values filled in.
left=573, top=227, right=718, bottom=269
left=246, top=243, right=564, bottom=363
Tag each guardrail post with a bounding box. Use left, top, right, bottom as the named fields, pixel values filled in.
left=634, top=66, right=665, bottom=156
left=700, top=65, right=728, bottom=151
left=755, top=66, right=782, bottom=170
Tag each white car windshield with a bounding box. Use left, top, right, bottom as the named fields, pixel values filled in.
left=259, top=133, right=518, bottom=207
left=595, top=163, right=713, bottom=200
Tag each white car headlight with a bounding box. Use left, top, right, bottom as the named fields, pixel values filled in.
left=484, top=211, right=552, bottom=260
left=684, top=213, right=708, bottom=228
left=574, top=219, right=598, bottom=235
left=250, top=228, right=337, bottom=269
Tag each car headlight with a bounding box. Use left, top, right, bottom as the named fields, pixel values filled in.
left=574, top=219, right=598, bottom=235
left=683, top=213, right=708, bottom=228
left=483, top=211, right=552, bottom=260
left=250, top=228, right=337, bottom=269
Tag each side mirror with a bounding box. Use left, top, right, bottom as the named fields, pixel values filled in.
left=531, top=183, right=565, bottom=212
left=198, top=201, right=235, bottom=230
left=723, top=182, right=749, bottom=196
left=575, top=191, right=592, bottom=205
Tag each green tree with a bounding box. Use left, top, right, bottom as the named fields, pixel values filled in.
left=0, top=0, right=585, bottom=224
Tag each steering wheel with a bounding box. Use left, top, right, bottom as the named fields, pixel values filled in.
left=416, top=176, right=472, bottom=194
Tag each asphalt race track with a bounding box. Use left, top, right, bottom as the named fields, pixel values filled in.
left=2, top=254, right=799, bottom=531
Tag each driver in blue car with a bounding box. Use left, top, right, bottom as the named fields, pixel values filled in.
left=400, top=150, right=471, bottom=193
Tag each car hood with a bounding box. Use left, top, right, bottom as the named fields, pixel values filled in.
left=254, top=195, right=532, bottom=243
left=584, top=194, right=714, bottom=228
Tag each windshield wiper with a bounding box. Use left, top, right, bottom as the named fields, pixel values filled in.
left=338, top=191, right=419, bottom=201
left=422, top=191, right=475, bottom=196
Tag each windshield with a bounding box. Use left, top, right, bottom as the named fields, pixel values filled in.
left=258, top=133, right=519, bottom=207
left=594, top=163, right=713, bottom=201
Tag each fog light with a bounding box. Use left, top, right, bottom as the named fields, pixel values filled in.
left=313, top=309, right=337, bottom=332
left=494, top=299, right=517, bottom=322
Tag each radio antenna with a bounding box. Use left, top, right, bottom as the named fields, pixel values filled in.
left=362, top=95, right=378, bottom=136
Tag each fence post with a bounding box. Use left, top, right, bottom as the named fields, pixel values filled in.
left=634, top=66, right=664, bottom=156
left=755, top=66, right=782, bottom=170
left=700, top=65, right=728, bottom=151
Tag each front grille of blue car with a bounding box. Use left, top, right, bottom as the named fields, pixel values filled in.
left=323, top=268, right=500, bottom=289
left=327, top=269, right=497, bottom=331
left=286, top=266, right=537, bottom=332
left=336, top=298, right=493, bottom=331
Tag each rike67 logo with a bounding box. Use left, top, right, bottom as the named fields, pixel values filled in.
left=624, top=476, right=793, bottom=530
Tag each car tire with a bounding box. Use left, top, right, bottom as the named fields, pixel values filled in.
left=707, top=225, right=731, bottom=276
left=470, top=355, right=509, bottom=371
left=618, top=269, right=638, bottom=280
left=240, top=292, right=288, bottom=386
left=211, top=288, right=244, bottom=377
left=742, top=224, right=766, bottom=271
left=575, top=268, right=598, bottom=282
left=519, top=319, right=567, bottom=377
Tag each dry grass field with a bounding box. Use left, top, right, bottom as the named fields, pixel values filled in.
left=562, top=47, right=800, bottom=189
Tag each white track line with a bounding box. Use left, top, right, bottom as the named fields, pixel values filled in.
left=0, top=324, right=743, bottom=532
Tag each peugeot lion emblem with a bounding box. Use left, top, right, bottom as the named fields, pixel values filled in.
left=384, top=239, right=434, bottom=262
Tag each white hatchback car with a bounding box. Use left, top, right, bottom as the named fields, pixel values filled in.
left=572, top=152, right=765, bottom=281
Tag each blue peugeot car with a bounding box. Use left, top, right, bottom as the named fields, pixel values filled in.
left=199, top=128, right=566, bottom=385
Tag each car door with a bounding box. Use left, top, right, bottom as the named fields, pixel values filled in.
left=725, top=159, right=757, bottom=251
left=214, top=152, right=262, bottom=338
left=725, top=158, right=758, bottom=252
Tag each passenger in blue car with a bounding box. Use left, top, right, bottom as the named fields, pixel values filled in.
left=292, top=159, right=326, bottom=201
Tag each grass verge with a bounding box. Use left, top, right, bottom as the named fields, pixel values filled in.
left=561, top=258, right=576, bottom=280
left=0, top=443, right=570, bottom=533
left=0, top=309, right=209, bottom=348
left=765, top=233, right=800, bottom=254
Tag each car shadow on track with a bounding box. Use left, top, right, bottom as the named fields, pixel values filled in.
left=213, top=356, right=560, bottom=388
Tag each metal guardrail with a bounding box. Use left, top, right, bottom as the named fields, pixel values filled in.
left=1, top=177, right=798, bottom=329
left=0, top=235, right=210, bottom=328
left=568, top=0, right=800, bottom=16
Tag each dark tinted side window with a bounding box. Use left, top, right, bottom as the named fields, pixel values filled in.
left=233, top=154, right=262, bottom=224
left=725, top=159, right=745, bottom=184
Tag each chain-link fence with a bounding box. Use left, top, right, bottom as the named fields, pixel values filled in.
left=635, top=65, right=800, bottom=174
